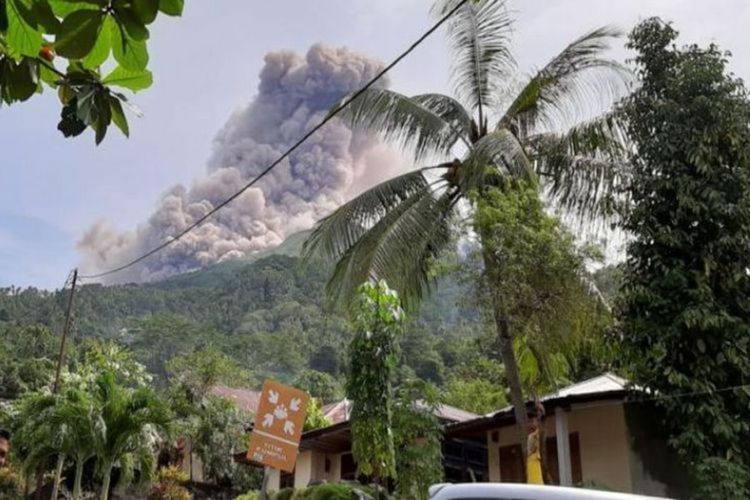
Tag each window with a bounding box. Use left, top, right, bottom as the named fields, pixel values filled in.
left=280, top=471, right=294, bottom=488
left=340, top=452, right=357, bottom=480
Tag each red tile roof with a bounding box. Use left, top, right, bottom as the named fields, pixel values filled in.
left=210, top=385, right=262, bottom=414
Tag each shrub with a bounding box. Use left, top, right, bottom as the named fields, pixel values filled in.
left=148, top=466, right=192, bottom=500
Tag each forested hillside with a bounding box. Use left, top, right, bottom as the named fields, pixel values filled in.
left=1, top=233, right=490, bottom=397
left=0, top=231, right=617, bottom=414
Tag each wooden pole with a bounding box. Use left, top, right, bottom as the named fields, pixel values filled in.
left=259, top=466, right=272, bottom=500
left=53, top=269, right=78, bottom=394
left=42, top=269, right=78, bottom=499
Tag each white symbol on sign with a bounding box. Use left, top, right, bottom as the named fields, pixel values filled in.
left=290, top=398, right=301, bottom=412
left=261, top=388, right=303, bottom=434
left=283, top=420, right=295, bottom=435
left=274, top=404, right=288, bottom=420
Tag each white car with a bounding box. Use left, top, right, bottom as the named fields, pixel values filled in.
left=428, top=483, right=671, bottom=500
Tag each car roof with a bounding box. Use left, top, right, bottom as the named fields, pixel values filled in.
left=428, top=483, right=671, bottom=500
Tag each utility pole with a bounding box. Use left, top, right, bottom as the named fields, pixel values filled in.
left=39, top=269, right=79, bottom=500
left=53, top=268, right=78, bottom=394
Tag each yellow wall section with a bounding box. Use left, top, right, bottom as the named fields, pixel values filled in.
left=486, top=402, right=633, bottom=492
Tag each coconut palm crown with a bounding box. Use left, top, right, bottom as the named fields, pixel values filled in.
left=303, top=0, right=631, bottom=309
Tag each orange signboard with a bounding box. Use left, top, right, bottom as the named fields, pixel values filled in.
left=247, top=379, right=310, bottom=472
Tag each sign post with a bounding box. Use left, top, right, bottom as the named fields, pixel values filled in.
left=248, top=380, right=310, bottom=495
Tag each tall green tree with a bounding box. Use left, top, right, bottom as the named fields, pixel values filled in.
left=13, top=389, right=100, bottom=500
left=619, top=18, right=750, bottom=494
left=0, top=0, right=184, bottom=143
left=304, top=0, right=630, bottom=453
left=94, top=370, right=170, bottom=500
left=392, top=378, right=443, bottom=500
left=347, top=281, right=403, bottom=482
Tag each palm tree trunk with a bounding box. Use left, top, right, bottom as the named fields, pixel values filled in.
left=51, top=454, right=65, bottom=499
left=494, top=311, right=529, bottom=464
left=100, top=463, right=113, bottom=500
left=478, top=219, right=529, bottom=476
left=73, top=461, right=84, bottom=500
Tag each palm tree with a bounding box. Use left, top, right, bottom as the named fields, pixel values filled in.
left=14, top=389, right=101, bottom=500
left=94, top=370, right=169, bottom=500
left=303, top=0, right=630, bottom=455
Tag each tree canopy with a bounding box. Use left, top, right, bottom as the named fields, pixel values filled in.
left=619, top=17, right=750, bottom=493
left=0, top=0, right=184, bottom=143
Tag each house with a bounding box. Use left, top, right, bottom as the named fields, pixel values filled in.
left=445, top=373, right=685, bottom=497
left=268, top=400, right=480, bottom=489
left=229, top=374, right=685, bottom=497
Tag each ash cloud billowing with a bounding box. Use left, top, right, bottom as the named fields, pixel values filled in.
left=79, top=44, right=402, bottom=283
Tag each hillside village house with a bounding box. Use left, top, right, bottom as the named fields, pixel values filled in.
left=221, top=374, right=684, bottom=497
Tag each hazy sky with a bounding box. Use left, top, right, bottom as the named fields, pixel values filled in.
left=2, top=0, right=749, bottom=288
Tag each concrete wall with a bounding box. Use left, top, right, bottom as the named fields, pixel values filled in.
left=486, top=402, right=633, bottom=493
left=267, top=468, right=281, bottom=491
left=293, top=450, right=344, bottom=487
left=294, top=451, right=313, bottom=487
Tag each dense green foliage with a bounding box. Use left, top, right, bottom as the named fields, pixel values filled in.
left=347, top=281, right=402, bottom=481
left=0, top=240, right=497, bottom=399
left=237, top=482, right=390, bottom=500
left=10, top=367, right=169, bottom=500
left=619, top=18, right=750, bottom=494
left=392, top=379, right=443, bottom=500
left=0, top=0, right=184, bottom=143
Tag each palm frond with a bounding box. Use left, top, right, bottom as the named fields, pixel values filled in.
left=325, top=188, right=459, bottom=310
left=470, top=128, right=534, bottom=180
left=501, top=26, right=631, bottom=134
left=335, top=88, right=466, bottom=160
left=411, top=93, right=477, bottom=141
left=303, top=168, right=434, bottom=262
left=530, top=111, right=631, bottom=220
left=435, top=0, right=515, bottom=118
left=539, top=154, right=626, bottom=221
left=527, top=110, right=630, bottom=158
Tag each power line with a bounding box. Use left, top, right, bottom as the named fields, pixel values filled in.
left=79, top=0, right=470, bottom=281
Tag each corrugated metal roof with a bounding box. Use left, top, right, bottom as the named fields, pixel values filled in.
left=320, top=398, right=478, bottom=424
left=435, top=403, right=480, bottom=422
left=548, top=372, right=628, bottom=399
left=485, top=373, right=628, bottom=418
left=321, top=399, right=351, bottom=424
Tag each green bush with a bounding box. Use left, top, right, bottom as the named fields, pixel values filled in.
left=235, top=492, right=260, bottom=500
left=236, top=482, right=389, bottom=500
left=692, top=458, right=750, bottom=500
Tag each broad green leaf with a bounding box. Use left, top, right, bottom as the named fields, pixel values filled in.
left=109, top=94, right=129, bottom=137
left=132, top=0, right=158, bottom=24
left=38, top=60, right=59, bottom=85
left=103, top=65, right=152, bottom=91
left=6, top=0, right=43, bottom=57
left=57, top=82, right=74, bottom=103
left=55, top=9, right=104, bottom=59
left=158, top=0, right=182, bottom=16
left=31, top=1, right=61, bottom=34
left=11, top=0, right=36, bottom=28
left=75, top=85, right=97, bottom=124
left=81, top=14, right=115, bottom=68
left=111, top=23, right=148, bottom=70
left=93, top=90, right=111, bottom=144
left=48, top=0, right=98, bottom=17
left=58, top=98, right=87, bottom=137
left=0, top=0, right=8, bottom=31
left=115, top=7, right=149, bottom=41
left=7, top=58, right=39, bottom=101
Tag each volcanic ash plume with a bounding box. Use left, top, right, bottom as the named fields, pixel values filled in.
left=78, top=44, right=402, bottom=283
